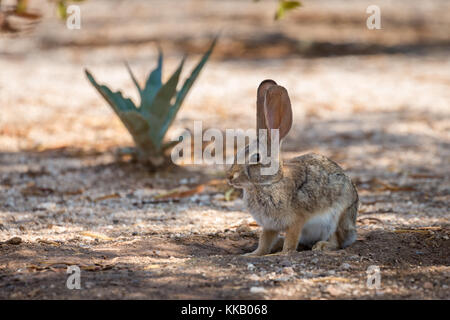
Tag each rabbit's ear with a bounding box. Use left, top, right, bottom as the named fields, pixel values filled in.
left=264, top=85, right=293, bottom=141
left=257, top=80, right=277, bottom=132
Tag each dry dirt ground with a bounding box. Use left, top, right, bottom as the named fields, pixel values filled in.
left=0, top=0, right=449, bottom=299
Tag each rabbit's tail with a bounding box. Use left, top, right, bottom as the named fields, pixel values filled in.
left=337, top=196, right=359, bottom=248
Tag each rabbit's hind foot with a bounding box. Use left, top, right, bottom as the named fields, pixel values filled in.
left=311, top=234, right=339, bottom=251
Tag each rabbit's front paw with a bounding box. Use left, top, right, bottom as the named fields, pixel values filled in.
left=312, top=241, right=331, bottom=251
left=242, top=251, right=260, bottom=257
left=265, top=251, right=291, bottom=256
left=242, top=249, right=266, bottom=257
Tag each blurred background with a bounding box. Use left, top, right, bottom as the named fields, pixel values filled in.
left=1, top=0, right=449, bottom=155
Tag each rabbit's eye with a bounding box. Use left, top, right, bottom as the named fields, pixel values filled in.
left=249, top=153, right=261, bottom=163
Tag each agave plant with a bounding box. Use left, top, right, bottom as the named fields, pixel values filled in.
left=85, top=38, right=216, bottom=165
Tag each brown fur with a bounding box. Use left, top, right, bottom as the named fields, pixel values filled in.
left=227, top=80, right=359, bottom=256
left=229, top=153, right=359, bottom=255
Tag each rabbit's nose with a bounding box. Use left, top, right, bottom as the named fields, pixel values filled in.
left=227, top=172, right=238, bottom=182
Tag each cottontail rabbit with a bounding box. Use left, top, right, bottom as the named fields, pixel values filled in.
left=227, top=80, right=359, bottom=256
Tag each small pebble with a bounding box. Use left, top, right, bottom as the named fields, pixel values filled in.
left=35, top=202, right=57, bottom=211
left=280, top=260, right=292, bottom=267
left=250, top=286, right=266, bottom=293
left=282, top=267, right=295, bottom=275
left=326, top=285, right=344, bottom=296
left=249, top=274, right=260, bottom=281
left=275, top=276, right=291, bottom=282
left=6, top=237, right=22, bottom=245
left=236, top=225, right=251, bottom=233
left=423, top=282, right=433, bottom=289
left=340, top=263, right=351, bottom=270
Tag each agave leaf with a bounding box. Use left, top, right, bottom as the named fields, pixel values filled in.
left=119, top=111, right=155, bottom=152
left=85, top=38, right=217, bottom=162
left=120, top=111, right=149, bottom=137
left=158, top=38, right=217, bottom=141
left=141, top=49, right=163, bottom=111
left=85, top=70, right=136, bottom=114
left=86, top=70, right=157, bottom=151
left=161, top=140, right=180, bottom=152
left=147, top=57, right=185, bottom=119
left=125, top=62, right=143, bottom=97
left=121, top=110, right=165, bottom=152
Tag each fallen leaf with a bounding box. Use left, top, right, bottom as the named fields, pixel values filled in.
left=416, top=226, right=442, bottom=231
left=357, top=217, right=384, bottom=225
left=205, top=179, right=227, bottom=186
left=230, top=221, right=259, bottom=229
left=90, top=193, right=120, bottom=202
left=409, top=173, right=441, bottom=179
left=62, top=188, right=84, bottom=196
left=30, top=260, right=114, bottom=272
left=37, top=238, right=60, bottom=246
left=394, top=228, right=431, bottom=235
left=370, top=178, right=415, bottom=192
left=144, top=264, right=161, bottom=270
left=10, top=9, right=42, bottom=20
left=153, top=185, right=205, bottom=201
left=81, top=264, right=114, bottom=271
left=21, top=184, right=54, bottom=196
left=80, top=231, right=114, bottom=241
left=311, top=277, right=352, bottom=283
left=27, top=264, right=46, bottom=272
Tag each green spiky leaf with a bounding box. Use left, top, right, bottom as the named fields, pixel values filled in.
left=85, top=38, right=217, bottom=164
left=159, top=37, right=217, bottom=141
left=57, top=0, right=68, bottom=19
left=141, top=49, right=163, bottom=111
left=275, top=1, right=301, bottom=20
left=148, top=57, right=184, bottom=119
left=125, top=62, right=143, bottom=97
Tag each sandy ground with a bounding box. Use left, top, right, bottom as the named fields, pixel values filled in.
left=0, top=0, right=449, bottom=299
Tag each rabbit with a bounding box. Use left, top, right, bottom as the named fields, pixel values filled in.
left=227, top=79, right=359, bottom=256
